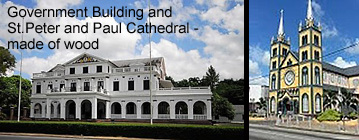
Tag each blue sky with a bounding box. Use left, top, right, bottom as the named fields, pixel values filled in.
left=249, top=0, right=359, bottom=85
left=1, top=0, right=244, bottom=80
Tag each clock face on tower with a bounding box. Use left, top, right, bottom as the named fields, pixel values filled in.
left=285, top=71, right=295, bottom=86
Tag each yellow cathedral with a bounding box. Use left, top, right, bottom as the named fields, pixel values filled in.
left=268, top=0, right=359, bottom=116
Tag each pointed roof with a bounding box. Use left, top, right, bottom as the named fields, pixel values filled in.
left=307, top=0, right=313, bottom=21
left=277, top=9, right=284, bottom=37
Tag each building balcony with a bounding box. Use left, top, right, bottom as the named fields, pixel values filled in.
left=112, top=66, right=159, bottom=74
left=33, top=71, right=65, bottom=79
left=45, top=87, right=108, bottom=94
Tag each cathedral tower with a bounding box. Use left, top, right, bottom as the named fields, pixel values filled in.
left=269, top=10, right=290, bottom=114
left=298, top=0, right=323, bottom=115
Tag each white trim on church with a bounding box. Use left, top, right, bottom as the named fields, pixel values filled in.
left=30, top=53, right=212, bottom=120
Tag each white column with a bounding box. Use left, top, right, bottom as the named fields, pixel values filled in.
left=92, top=98, right=97, bottom=119
left=136, top=102, right=141, bottom=119
left=41, top=102, right=46, bottom=118
left=105, top=78, right=110, bottom=94
left=46, top=99, right=51, bottom=119
left=121, top=102, right=126, bottom=118
left=170, top=101, right=175, bottom=119
left=76, top=99, right=81, bottom=120
left=77, top=79, right=81, bottom=92
left=60, top=99, right=65, bottom=119
left=106, top=101, right=110, bottom=119
left=153, top=101, right=158, bottom=119
left=207, top=101, right=212, bottom=120
left=91, top=78, right=96, bottom=92
left=188, top=101, right=194, bottom=119
left=30, top=102, right=34, bottom=118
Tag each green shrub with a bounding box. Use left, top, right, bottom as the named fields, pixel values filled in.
left=0, top=112, right=7, bottom=120
left=348, top=112, right=358, bottom=119
left=0, top=121, right=243, bottom=140
left=317, top=109, right=341, bottom=122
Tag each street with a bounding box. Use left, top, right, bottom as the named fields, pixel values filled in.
left=249, top=124, right=359, bottom=140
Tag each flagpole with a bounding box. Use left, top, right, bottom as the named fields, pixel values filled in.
left=17, top=17, right=24, bottom=122
left=148, top=0, right=153, bottom=125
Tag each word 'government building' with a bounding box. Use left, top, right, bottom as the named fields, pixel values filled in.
left=269, top=0, right=359, bottom=116
left=30, top=53, right=212, bottom=121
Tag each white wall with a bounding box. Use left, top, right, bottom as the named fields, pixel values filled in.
left=249, top=85, right=268, bottom=103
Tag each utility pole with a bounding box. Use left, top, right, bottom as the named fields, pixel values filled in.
left=17, top=17, right=24, bottom=122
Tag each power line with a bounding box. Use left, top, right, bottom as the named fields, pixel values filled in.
left=249, top=41, right=359, bottom=82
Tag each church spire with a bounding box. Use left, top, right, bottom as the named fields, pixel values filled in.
left=306, top=0, right=313, bottom=21
left=277, top=9, right=284, bottom=37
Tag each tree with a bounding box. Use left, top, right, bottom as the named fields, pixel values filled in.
left=323, top=89, right=339, bottom=111
left=0, top=46, right=16, bottom=76
left=0, top=75, right=32, bottom=108
left=337, top=88, right=359, bottom=116
left=165, top=76, right=176, bottom=86
left=214, top=79, right=244, bottom=105
left=203, top=65, right=219, bottom=91
left=257, top=97, right=267, bottom=111
left=212, top=92, right=235, bottom=120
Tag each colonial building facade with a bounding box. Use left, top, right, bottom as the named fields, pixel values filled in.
left=30, top=53, right=212, bottom=120
left=269, top=0, right=359, bottom=116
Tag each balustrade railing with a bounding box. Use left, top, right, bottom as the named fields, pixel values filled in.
left=33, top=114, right=42, bottom=118
left=112, top=66, right=157, bottom=73
left=111, top=114, right=122, bottom=119
left=159, top=86, right=210, bottom=91
left=175, top=114, right=188, bottom=119
left=45, top=87, right=107, bottom=94
left=141, top=114, right=150, bottom=119
left=33, top=71, right=64, bottom=78
left=158, top=114, right=170, bottom=119
left=125, top=114, right=137, bottom=119
left=193, top=114, right=207, bottom=120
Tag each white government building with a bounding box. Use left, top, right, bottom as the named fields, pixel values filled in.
left=30, top=53, right=212, bottom=121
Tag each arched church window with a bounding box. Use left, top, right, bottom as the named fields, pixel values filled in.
left=314, top=35, right=319, bottom=46
left=315, top=67, right=320, bottom=85
left=302, top=94, right=309, bottom=113
left=302, top=67, right=308, bottom=85
left=302, top=51, right=308, bottom=61
left=315, top=94, right=321, bottom=112
left=271, top=74, right=276, bottom=89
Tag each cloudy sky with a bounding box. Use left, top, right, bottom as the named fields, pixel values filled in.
left=1, top=0, right=244, bottom=81
left=249, top=0, right=359, bottom=85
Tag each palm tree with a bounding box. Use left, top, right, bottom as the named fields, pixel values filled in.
left=204, top=65, right=219, bottom=91
left=323, top=89, right=340, bottom=111
left=257, top=97, right=267, bottom=111
left=337, top=88, right=359, bottom=116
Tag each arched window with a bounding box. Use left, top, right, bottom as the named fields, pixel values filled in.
left=302, top=67, right=308, bottom=85
left=315, top=67, right=320, bottom=85
left=34, top=103, right=42, bottom=114
left=270, top=97, right=275, bottom=113
left=271, top=74, right=276, bottom=90
left=302, top=94, right=309, bottom=113
left=315, top=94, right=321, bottom=112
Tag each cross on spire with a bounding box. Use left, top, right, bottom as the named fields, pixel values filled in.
left=307, top=0, right=313, bottom=21
left=277, top=9, right=284, bottom=37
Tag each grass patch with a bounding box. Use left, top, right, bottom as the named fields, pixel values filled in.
left=0, top=121, right=243, bottom=139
